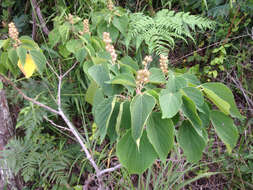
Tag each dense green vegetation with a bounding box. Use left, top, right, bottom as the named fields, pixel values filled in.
left=0, top=0, right=252, bottom=189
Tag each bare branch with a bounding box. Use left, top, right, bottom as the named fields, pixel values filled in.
left=0, top=75, right=59, bottom=115
left=62, top=61, right=79, bottom=78
left=43, top=116, right=70, bottom=131
left=46, top=62, right=59, bottom=78
left=98, top=164, right=121, bottom=176
left=58, top=109, right=101, bottom=174
left=57, top=76, right=62, bottom=108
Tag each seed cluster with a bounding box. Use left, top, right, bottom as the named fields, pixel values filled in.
left=107, top=0, right=114, bottom=11
left=8, top=22, right=21, bottom=48
left=136, top=55, right=152, bottom=94
left=66, top=14, right=74, bottom=25
left=159, top=54, right=168, bottom=74
left=142, top=55, right=152, bottom=69
left=79, top=19, right=91, bottom=35
left=103, top=32, right=117, bottom=64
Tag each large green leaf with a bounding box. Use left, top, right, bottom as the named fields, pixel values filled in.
left=112, top=15, right=129, bottom=36
left=149, top=68, right=166, bottom=84
left=202, top=87, right=230, bottom=115
left=97, top=21, right=119, bottom=42
left=88, top=64, right=114, bottom=96
left=74, top=48, right=86, bottom=63
left=202, top=82, right=243, bottom=119
left=116, top=101, right=131, bottom=134
left=166, top=75, right=187, bottom=93
left=146, top=112, right=174, bottom=162
left=130, top=94, right=156, bottom=144
left=59, top=24, right=70, bottom=43
left=210, top=110, right=239, bottom=153
left=181, top=96, right=202, bottom=137
left=107, top=102, right=120, bottom=143
left=116, top=130, right=157, bottom=174
left=159, top=89, right=182, bottom=118
left=106, top=73, right=136, bottom=87
left=66, top=39, right=83, bottom=53
left=93, top=97, right=116, bottom=141
left=19, top=36, right=40, bottom=50
left=85, top=81, right=99, bottom=105
left=198, top=102, right=210, bottom=128
left=8, top=48, right=18, bottom=64
left=120, top=56, right=138, bottom=71
left=29, top=49, right=46, bottom=73
left=17, top=46, right=27, bottom=66
left=178, top=121, right=206, bottom=162
left=181, top=87, right=204, bottom=108
left=48, top=28, right=60, bottom=47
left=182, top=73, right=201, bottom=85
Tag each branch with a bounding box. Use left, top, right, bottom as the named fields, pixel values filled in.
left=31, top=0, right=49, bottom=36
left=62, top=61, right=79, bottom=78
left=98, top=164, right=121, bottom=176
left=0, top=75, right=59, bottom=115
left=43, top=116, right=70, bottom=131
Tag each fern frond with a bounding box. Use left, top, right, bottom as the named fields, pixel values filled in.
left=127, top=9, right=215, bottom=54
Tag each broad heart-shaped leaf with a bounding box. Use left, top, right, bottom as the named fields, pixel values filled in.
left=66, top=39, right=83, bottom=53
left=181, top=87, right=204, bottom=108
left=166, top=75, right=187, bottom=93
left=130, top=94, right=156, bottom=144
left=182, top=73, right=201, bottom=85
left=120, top=56, right=138, bottom=71
left=97, top=21, right=119, bottom=42
left=149, top=68, right=166, bottom=84
left=178, top=120, right=206, bottom=163
left=210, top=110, right=239, bottom=153
left=146, top=112, right=174, bottom=162
left=116, top=101, right=131, bottom=134
left=88, top=64, right=114, bottom=96
left=19, top=36, right=40, bottom=50
left=48, top=28, right=60, bottom=47
left=202, top=87, right=230, bottom=115
left=198, top=102, right=210, bottom=128
left=74, top=48, right=86, bottom=63
left=85, top=81, right=99, bottom=105
left=107, top=102, right=120, bottom=143
left=112, top=15, right=129, bottom=36
left=106, top=73, right=136, bottom=87
left=93, top=96, right=116, bottom=142
left=29, top=49, right=46, bottom=74
left=116, top=130, right=157, bottom=174
left=181, top=95, right=203, bottom=137
left=159, top=89, right=182, bottom=118
left=202, top=82, right=243, bottom=119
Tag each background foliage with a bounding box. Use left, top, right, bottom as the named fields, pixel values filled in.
left=0, top=0, right=252, bottom=189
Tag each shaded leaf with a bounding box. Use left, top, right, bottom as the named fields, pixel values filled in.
left=130, top=94, right=156, bottom=144
left=116, top=130, right=157, bottom=174
left=146, top=112, right=174, bottom=162
left=210, top=110, right=239, bottom=153
left=178, top=121, right=206, bottom=162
